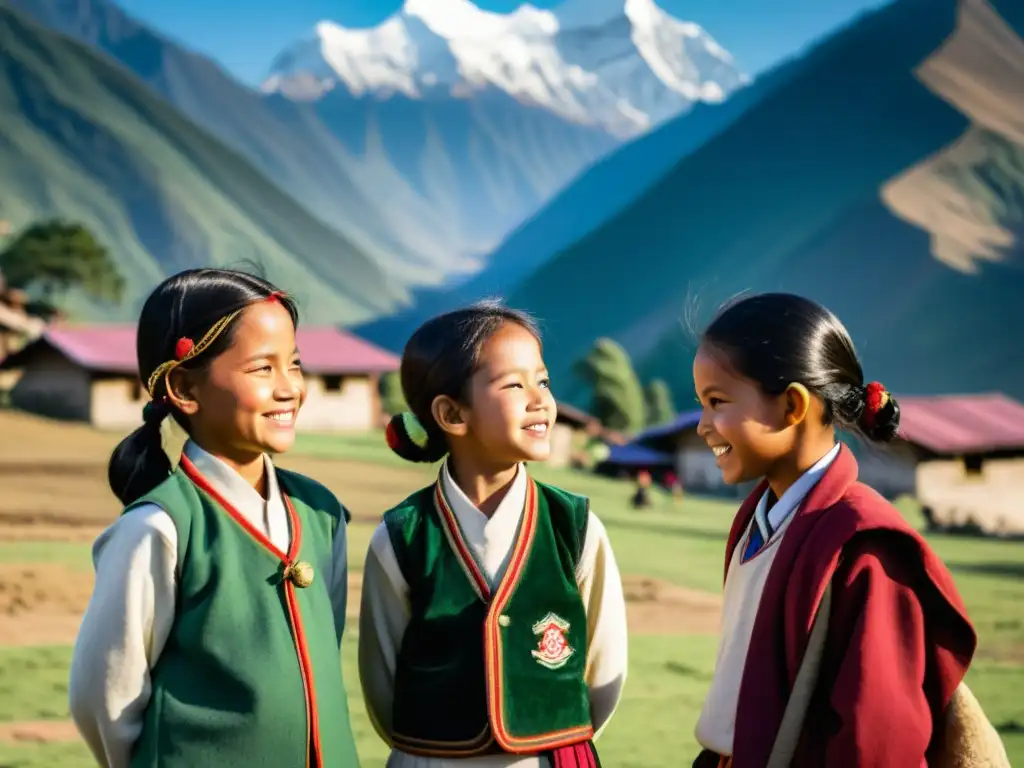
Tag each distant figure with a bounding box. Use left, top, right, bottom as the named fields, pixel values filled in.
left=631, top=468, right=653, bottom=509
left=690, top=293, right=993, bottom=768
left=663, top=469, right=683, bottom=501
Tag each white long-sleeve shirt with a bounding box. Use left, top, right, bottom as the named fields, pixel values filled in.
left=67, top=440, right=350, bottom=768
left=359, top=462, right=629, bottom=768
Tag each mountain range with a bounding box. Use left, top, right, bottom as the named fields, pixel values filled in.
left=355, top=39, right=803, bottom=349
left=0, top=0, right=404, bottom=324
left=503, top=0, right=1024, bottom=404
left=5, top=0, right=1017, bottom=404
left=264, top=0, right=746, bottom=138
left=8, top=0, right=745, bottom=298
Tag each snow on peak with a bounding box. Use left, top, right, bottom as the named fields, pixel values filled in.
left=402, top=0, right=557, bottom=38
left=261, top=0, right=747, bottom=135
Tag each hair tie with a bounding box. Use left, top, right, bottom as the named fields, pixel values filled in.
left=266, top=291, right=286, bottom=304
left=862, top=381, right=890, bottom=428
left=386, top=411, right=430, bottom=451
left=142, top=398, right=167, bottom=424
left=141, top=398, right=189, bottom=470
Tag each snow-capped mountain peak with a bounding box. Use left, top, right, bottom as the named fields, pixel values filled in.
left=261, top=0, right=748, bottom=136
left=403, top=0, right=557, bottom=39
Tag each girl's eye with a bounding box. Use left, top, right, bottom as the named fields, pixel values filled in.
left=539, top=378, right=551, bottom=389
left=709, top=397, right=723, bottom=407
left=503, top=382, right=523, bottom=389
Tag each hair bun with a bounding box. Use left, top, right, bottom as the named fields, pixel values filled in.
left=385, top=412, right=447, bottom=464
left=858, top=382, right=900, bottom=442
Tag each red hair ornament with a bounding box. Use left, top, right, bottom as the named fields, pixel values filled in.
left=174, top=337, right=195, bottom=361
left=862, top=381, right=890, bottom=429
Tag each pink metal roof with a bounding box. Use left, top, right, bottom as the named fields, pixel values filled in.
left=33, top=324, right=398, bottom=376
left=897, top=393, right=1024, bottom=455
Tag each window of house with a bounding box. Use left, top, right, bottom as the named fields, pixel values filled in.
left=129, top=377, right=143, bottom=401
left=963, top=454, right=983, bottom=476
left=323, top=375, right=343, bottom=392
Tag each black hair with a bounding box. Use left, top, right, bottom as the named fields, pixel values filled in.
left=108, top=268, right=299, bottom=505
left=387, top=299, right=542, bottom=463
left=700, top=292, right=900, bottom=443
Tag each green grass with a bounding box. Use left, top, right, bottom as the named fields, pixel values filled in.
left=1, top=639, right=1020, bottom=767
left=1, top=431, right=1021, bottom=765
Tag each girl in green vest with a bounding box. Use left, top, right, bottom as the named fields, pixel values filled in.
left=68, top=268, right=360, bottom=768
left=359, top=300, right=629, bottom=768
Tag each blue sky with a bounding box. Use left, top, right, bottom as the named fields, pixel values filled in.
left=116, top=0, right=890, bottom=87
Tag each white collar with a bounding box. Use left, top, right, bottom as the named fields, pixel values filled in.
left=754, top=442, right=841, bottom=540
left=440, top=460, right=527, bottom=528
left=183, top=440, right=282, bottom=512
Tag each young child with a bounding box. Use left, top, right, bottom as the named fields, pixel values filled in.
left=690, top=293, right=977, bottom=768
left=358, top=302, right=629, bottom=768
left=68, top=268, right=360, bottom=768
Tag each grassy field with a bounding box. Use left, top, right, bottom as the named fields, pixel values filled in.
left=0, top=416, right=1020, bottom=766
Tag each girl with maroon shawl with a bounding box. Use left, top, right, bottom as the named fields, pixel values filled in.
left=689, top=293, right=978, bottom=768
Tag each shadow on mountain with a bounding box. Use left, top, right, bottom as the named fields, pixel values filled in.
left=504, top=0, right=1024, bottom=405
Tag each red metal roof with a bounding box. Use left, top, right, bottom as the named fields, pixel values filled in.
left=897, top=393, right=1024, bottom=455
left=21, top=324, right=398, bottom=375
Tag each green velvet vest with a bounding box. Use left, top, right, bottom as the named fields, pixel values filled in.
left=125, top=455, right=359, bottom=768
left=384, top=474, right=593, bottom=757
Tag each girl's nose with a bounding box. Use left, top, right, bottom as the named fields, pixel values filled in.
left=696, top=410, right=712, bottom=437
left=527, top=384, right=548, bottom=407
left=275, top=370, right=302, bottom=400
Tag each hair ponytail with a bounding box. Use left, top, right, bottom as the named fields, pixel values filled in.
left=385, top=411, right=449, bottom=464
left=107, top=399, right=174, bottom=505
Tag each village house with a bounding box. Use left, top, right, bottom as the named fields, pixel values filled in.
left=627, top=410, right=739, bottom=493
left=866, top=393, right=1024, bottom=537
left=0, top=324, right=399, bottom=432
left=594, top=442, right=675, bottom=479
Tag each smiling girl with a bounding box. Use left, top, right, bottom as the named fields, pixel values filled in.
left=358, top=301, right=628, bottom=768
left=690, top=293, right=978, bottom=768
left=68, top=268, right=360, bottom=768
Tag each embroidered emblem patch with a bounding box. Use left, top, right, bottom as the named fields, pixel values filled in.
left=530, top=612, right=575, bottom=670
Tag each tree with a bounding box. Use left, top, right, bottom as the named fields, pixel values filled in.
left=644, top=378, right=677, bottom=427
left=574, top=338, right=646, bottom=433
left=0, top=220, right=125, bottom=305
left=378, top=371, right=408, bottom=417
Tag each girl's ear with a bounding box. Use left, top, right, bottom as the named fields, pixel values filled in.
left=784, top=382, right=811, bottom=427
left=165, top=369, right=199, bottom=416
left=431, top=394, right=469, bottom=438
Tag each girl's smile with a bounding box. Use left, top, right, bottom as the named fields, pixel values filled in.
left=710, top=443, right=732, bottom=464
left=522, top=419, right=551, bottom=438
left=265, top=409, right=297, bottom=427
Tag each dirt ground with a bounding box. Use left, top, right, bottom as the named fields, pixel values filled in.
left=0, top=719, right=81, bottom=744
left=0, top=411, right=721, bottom=648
